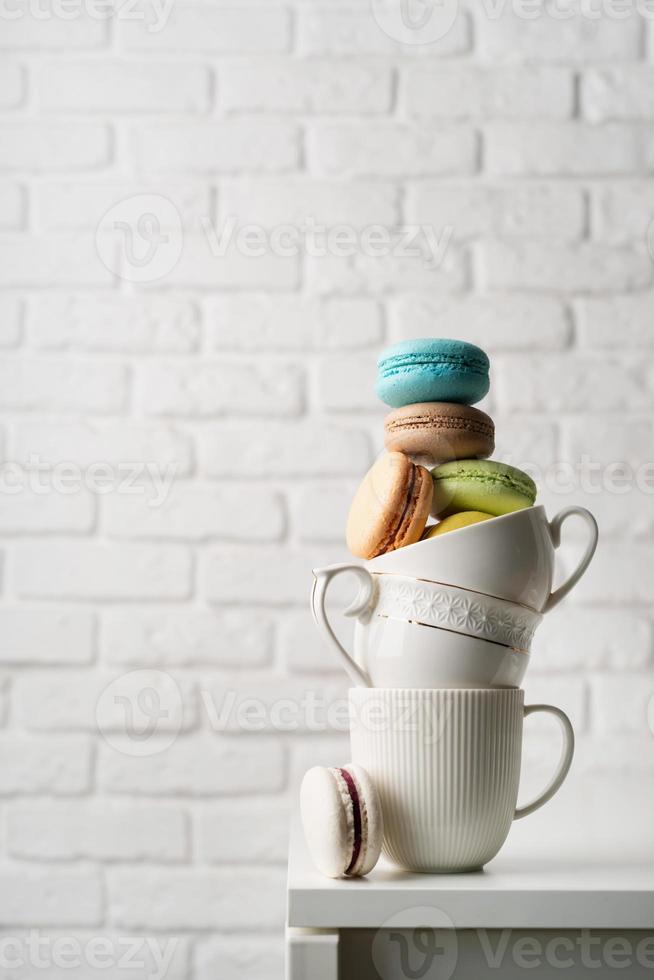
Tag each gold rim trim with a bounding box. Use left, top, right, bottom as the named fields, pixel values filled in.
left=371, top=570, right=542, bottom=616
left=376, top=613, right=531, bottom=656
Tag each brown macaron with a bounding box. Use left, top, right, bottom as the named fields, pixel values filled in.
left=384, top=402, right=495, bottom=466
left=346, top=452, right=433, bottom=560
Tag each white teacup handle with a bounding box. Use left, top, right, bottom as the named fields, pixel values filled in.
left=544, top=506, right=599, bottom=613
left=514, top=704, right=575, bottom=820
left=311, top=563, right=376, bottom=688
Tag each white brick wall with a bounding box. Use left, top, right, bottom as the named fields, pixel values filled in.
left=2, top=2, right=654, bottom=974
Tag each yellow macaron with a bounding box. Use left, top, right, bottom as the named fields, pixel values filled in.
left=422, top=511, right=494, bottom=539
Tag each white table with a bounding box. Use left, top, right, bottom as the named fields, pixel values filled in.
left=286, top=819, right=654, bottom=979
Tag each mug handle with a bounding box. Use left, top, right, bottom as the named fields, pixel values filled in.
left=514, top=704, right=575, bottom=820
left=311, top=563, right=376, bottom=689
left=543, top=506, right=599, bottom=613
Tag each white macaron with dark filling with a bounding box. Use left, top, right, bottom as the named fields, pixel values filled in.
left=300, top=764, right=383, bottom=879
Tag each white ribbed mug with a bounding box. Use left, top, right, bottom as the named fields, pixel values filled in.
left=349, top=688, right=574, bottom=873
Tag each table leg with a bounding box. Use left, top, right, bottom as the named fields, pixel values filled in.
left=286, top=927, right=340, bottom=980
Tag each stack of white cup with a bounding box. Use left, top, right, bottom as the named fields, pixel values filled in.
left=310, top=505, right=598, bottom=872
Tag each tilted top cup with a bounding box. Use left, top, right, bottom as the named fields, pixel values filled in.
left=367, top=505, right=598, bottom=614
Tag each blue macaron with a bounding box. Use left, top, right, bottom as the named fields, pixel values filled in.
left=376, top=338, right=490, bottom=408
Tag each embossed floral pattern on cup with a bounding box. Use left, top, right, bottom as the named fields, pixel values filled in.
left=374, top=575, right=541, bottom=652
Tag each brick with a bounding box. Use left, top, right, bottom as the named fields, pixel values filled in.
left=572, top=735, right=654, bottom=776
left=495, top=354, right=653, bottom=412
left=36, top=183, right=211, bottom=232
left=0, top=65, right=25, bottom=108
left=7, top=802, right=188, bottom=861
left=317, top=353, right=381, bottom=411
left=102, top=482, right=285, bottom=541
left=0, top=735, right=91, bottom=794
left=309, top=124, right=477, bottom=176
left=221, top=61, right=392, bottom=113
left=13, top=420, right=193, bottom=473
left=137, top=361, right=303, bottom=417
left=592, top=674, right=654, bottom=735
left=575, top=294, right=654, bottom=348
left=200, top=673, right=348, bottom=734
left=0, top=124, right=111, bottom=171
left=533, top=610, right=651, bottom=674
left=199, top=422, right=371, bottom=477
left=406, top=66, right=572, bottom=119
left=0, top=484, right=95, bottom=534
left=486, top=122, right=654, bottom=176
left=102, top=608, right=273, bottom=668
left=556, top=484, right=654, bottom=538
left=15, top=669, right=194, bottom=733
left=521, top=675, right=588, bottom=733
left=133, top=121, right=298, bottom=173
left=306, top=246, right=467, bottom=294
left=109, top=867, right=285, bottom=930
left=157, top=235, right=299, bottom=289
left=14, top=543, right=192, bottom=599
left=388, top=294, right=571, bottom=349
left=0, top=183, right=25, bottom=230
left=493, top=416, right=559, bottom=470
left=564, top=415, right=654, bottom=468
left=203, top=545, right=348, bottom=605
left=123, top=4, right=290, bottom=52
left=29, top=293, right=200, bottom=352
left=584, top=67, right=654, bottom=122
left=0, top=357, right=127, bottom=412
left=0, top=12, right=107, bottom=48
left=99, top=736, right=285, bottom=795
left=0, top=608, right=94, bottom=665
left=41, top=62, right=210, bottom=113
left=290, top=736, right=349, bottom=789
left=294, top=482, right=356, bottom=542
left=405, top=183, right=584, bottom=240
left=574, top=544, right=654, bottom=603
left=280, top=610, right=344, bottom=675
left=0, top=295, right=24, bottom=346
left=476, top=8, right=641, bottom=62
left=593, top=183, right=654, bottom=245
left=198, top=798, right=289, bottom=864
left=195, top=937, right=284, bottom=980
left=0, top=871, right=102, bottom=926
left=220, top=178, right=397, bottom=228
left=208, top=295, right=383, bottom=351
left=298, top=7, right=470, bottom=54
left=479, top=241, right=651, bottom=292
left=0, top=235, right=114, bottom=287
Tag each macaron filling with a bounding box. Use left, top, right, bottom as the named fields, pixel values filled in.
left=337, top=768, right=363, bottom=875
left=387, top=413, right=494, bottom=436
left=378, top=351, right=489, bottom=379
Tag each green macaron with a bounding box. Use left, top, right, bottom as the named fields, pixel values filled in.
left=431, top=460, right=537, bottom=519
